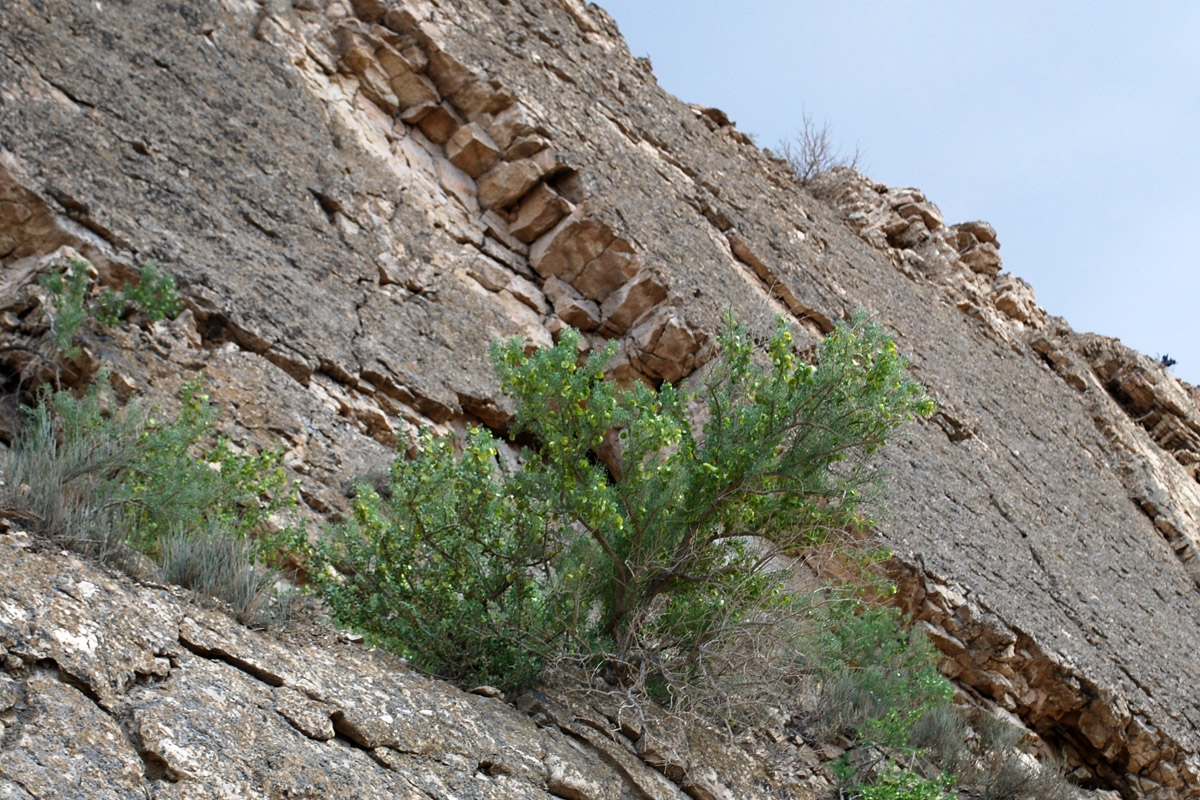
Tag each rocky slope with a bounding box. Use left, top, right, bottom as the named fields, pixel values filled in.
left=1, top=0, right=1199, bottom=797
left=0, top=531, right=828, bottom=800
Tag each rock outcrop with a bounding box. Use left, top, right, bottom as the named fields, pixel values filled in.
left=2, top=0, right=1199, bottom=797
left=0, top=532, right=828, bottom=799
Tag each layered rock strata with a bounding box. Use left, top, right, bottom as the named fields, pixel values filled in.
left=0, top=533, right=829, bottom=799
left=2, top=0, right=1199, bottom=797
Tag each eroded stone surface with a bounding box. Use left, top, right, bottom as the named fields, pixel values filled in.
left=0, top=536, right=818, bottom=799
left=2, top=0, right=1200, bottom=797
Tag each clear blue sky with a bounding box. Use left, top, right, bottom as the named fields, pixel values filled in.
left=599, top=1, right=1200, bottom=385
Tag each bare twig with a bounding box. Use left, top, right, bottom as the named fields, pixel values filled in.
left=779, top=110, right=860, bottom=185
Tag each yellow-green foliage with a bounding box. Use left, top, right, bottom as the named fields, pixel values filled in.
left=316, top=312, right=934, bottom=696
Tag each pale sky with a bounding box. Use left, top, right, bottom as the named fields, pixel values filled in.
left=599, top=2, right=1200, bottom=385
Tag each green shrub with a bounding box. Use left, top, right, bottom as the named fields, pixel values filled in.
left=806, top=598, right=954, bottom=749
left=853, top=764, right=956, bottom=800
left=39, top=259, right=92, bottom=357
left=118, top=377, right=293, bottom=553
left=816, top=625, right=1073, bottom=800
left=40, top=257, right=184, bottom=356
left=1, top=375, right=296, bottom=619
left=316, top=428, right=560, bottom=688
left=315, top=312, right=933, bottom=698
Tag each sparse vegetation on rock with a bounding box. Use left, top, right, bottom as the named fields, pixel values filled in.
left=779, top=110, right=861, bottom=187
left=313, top=313, right=934, bottom=711
left=4, top=0, right=1198, bottom=795
left=1, top=374, right=297, bottom=627
left=39, top=256, right=183, bottom=357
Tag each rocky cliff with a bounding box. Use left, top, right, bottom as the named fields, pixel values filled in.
left=2, top=0, right=1199, bottom=798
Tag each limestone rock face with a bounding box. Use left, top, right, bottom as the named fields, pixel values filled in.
left=814, top=167, right=1047, bottom=342
left=0, top=535, right=820, bottom=799
left=1, top=0, right=1200, bottom=798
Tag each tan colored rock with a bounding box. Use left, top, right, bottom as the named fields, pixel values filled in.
left=599, top=271, right=667, bottom=335
left=629, top=308, right=705, bottom=383
left=506, top=134, right=549, bottom=159
left=511, top=183, right=572, bottom=243
left=507, top=271, right=549, bottom=314
left=895, top=200, right=943, bottom=230
left=434, top=154, right=479, bottom=214
left=546, top=754, right=615, bottom=800
left=541, top=275, right=574, bottom=305
left=0, top=165, right=71, bottom=262
left=481, top=235, right=530, bottom=274
left=529, top=208, right=614, bottom=283
left=478, top=158, right=545, bottom=210
left=333, top=29, right=415, bottom=115
left=395, top=126, right=437, bottom=175
left=1079, top=694, right=1131, bottom=761
left=960, top=241, right=1002, bottom=275
left=375, top=44, right=439, bottom=109
left=954, top=219, right=999, bottom=244
left=347, top=0, right=386, bottom=23
left=528, top=209, right=639, bottom=301
left=494, top=288, right=553, bottom=351
left=341, top=43, right=400, bottom=113
left=573, top=238, right=640, bottom=301
left=992, top=274, right=1041, bottom=326
left=450, top=77, right=516, bottom=120
left=381, top=5, right=421, bottom=34
left=888, top=219, right=931, bottom=249
left=412, top=102, right=461, bottom=144
left=465, top=255, right=511, bottom=292
left=481, top=209, right=530, bottom=255
left=398, top=98, right=434, bottom=124
left=1126, top=716, right=1162, bottom=775
left=544, top=275, right=600, bottom=330
left=390, top=68, right=440, bottom=111
left=446, top=122, right=500, bottom=177
left=423, top=36, right=474, bottom=98
left=483, top=103, right=536, bottom=150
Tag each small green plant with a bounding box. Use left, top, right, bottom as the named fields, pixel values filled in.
left=119, top=376, right=293, bottom=554
left=315, top=312, right=933, bottom=704
left=39, top=257, right=183, bottom=356
left=39, top=259, right=91, bottom=357
left=832, top=755, right=856, bottom=784
left=801, top=597, right=960, bottom=762
left=808, top=599, right=954, bottom=748
left=798, top=594, right=961, bottom=796
left=853, top=764, right=956, bottom=800
left=1, top=375, right=296, bottom=625
left=96, top=261, right=184, bottom=325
